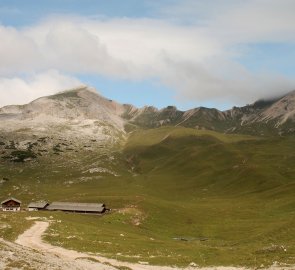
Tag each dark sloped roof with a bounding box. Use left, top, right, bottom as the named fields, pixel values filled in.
left=1, top=197, right=22, bottom=204
left=28, top=201, right=49, bottom=209
left=46, top=202, right=105, bottom=212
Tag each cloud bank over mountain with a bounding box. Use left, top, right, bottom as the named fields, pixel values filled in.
left=0, top=0, right=295, bottom=107
left=0, top=70, right=81, bottom=107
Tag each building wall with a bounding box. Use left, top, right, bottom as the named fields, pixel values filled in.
left=2, top=207, right=20, bottom=211
left=28, top=208, right=38, bottom=211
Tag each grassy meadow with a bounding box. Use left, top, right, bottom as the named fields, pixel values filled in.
left=1, top=126, right=295, bottom=267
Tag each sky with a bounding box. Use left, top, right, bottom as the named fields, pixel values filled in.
left=0, top=0, right=295, bottom=110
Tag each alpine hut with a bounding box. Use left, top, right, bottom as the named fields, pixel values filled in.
left=1, top=197, right=21, bottom=211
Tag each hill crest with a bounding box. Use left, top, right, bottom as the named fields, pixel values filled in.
left=1, top=87, right=295, bottom=135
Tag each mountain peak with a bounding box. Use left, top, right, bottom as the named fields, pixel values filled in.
left=1, top=86, right=295, bottom=136
left=47, top=85, right=100, bottom=100
left=258, top=89, right=295, bottom=125
left=0, top=85, right=127, bottom=138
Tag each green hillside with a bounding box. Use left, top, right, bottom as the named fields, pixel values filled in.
left=1, top=127, right=295, bottom=267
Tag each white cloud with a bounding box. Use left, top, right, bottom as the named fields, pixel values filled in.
left=0, top=25, right=41, bottom=75
left=157, top=0, right=295, bottom=43
left=0, top=0, right=295, bottom=107
left=21, top=17, right=220, bottom=78
left=0, top=70, right=82, bottom=107
left=208, top=0, right=295, bottom=44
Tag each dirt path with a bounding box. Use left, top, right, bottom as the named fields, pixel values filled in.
left=14, top=221, right=293, bottom=270
left=15, top=221, right=191, bottom=270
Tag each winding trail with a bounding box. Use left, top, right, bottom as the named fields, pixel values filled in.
left=14, top=221, right=293, bottom=270
left=15, top=221, right=189, bottom=270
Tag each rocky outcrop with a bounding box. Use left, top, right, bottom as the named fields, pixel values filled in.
left=1, top=86, right=295, bottom=136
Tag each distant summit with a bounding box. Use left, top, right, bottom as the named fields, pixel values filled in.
left=1, top=86, right=295, bottom=136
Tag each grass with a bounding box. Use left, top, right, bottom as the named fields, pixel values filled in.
left=125, top=126, right=256, bottom=149
left=0, top=212, right=34, bottom=241
left=0, top=127, right=295, bottom=267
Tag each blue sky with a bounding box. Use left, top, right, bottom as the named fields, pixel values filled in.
left=0, top=0, right=295, bottom=110
left=0, top=0, right=154, bottom=25
left=238, top=43, right=295, bottom=77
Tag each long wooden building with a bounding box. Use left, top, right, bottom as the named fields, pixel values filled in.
left=45, top=202, right=106, bottom=214
left=27, top=201, right=49, bottom=211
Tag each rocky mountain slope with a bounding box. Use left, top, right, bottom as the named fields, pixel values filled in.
left=0, top=86, right=125, bottom=134
left=0, top=87, right=127, bottom=163
left=1, top=86, right=295, bottom=138
left=125, top=90, right=295, bottom=135
left=0, top=86, right=295, bottom=164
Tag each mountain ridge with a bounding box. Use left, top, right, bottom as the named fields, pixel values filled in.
left=1, top=86, right=295, bottom=136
